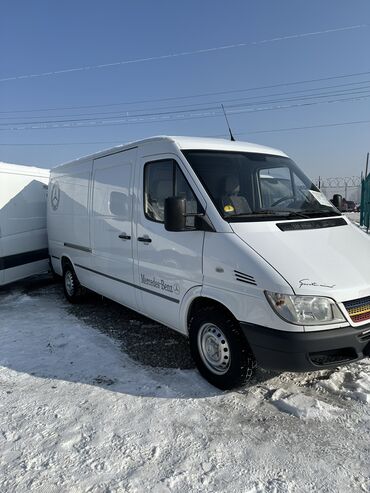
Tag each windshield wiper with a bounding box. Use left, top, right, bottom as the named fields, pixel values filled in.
left=228, top=210, right=282, bottom=218
left=252, top=210, right=311, bottom=219
left=301, top=209, right=341, bottom=217
left=227, top=210, right=305, bottom=219
left=278, top=211, right=311, bottom=219
left=227, top=210, right=326, bottom=220
left=253, top=209, right=340, bottom=219
left=226, top=209, right=340, bottom=221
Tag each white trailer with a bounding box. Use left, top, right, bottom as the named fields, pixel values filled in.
left=48, top=136, right=370, bottom=389
left=0, top=162, right=50, bottom=286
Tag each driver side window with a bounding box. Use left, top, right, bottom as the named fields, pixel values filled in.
left=144, top=159, right=200, bottom=226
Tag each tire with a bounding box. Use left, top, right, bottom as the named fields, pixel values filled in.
left=189, top=306, right=256, bottom=390
left=63, top=263, right=85, bottom=303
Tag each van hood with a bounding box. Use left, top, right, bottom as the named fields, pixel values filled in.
left=231, top=217, right=370, bottom=302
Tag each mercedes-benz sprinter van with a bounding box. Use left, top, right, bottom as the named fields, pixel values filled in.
left=48, top=137, right=370, bottom=389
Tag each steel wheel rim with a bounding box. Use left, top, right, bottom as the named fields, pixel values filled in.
left=197, top=323, right=231, bottom=375
left=65, top=270, right=75, bottom=297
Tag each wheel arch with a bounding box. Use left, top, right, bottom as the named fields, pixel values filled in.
left=187, top=297, right=237, bottom=327
left=180, top=286, right=242, bottom=336
left=61, top=254, right=75, bottom=272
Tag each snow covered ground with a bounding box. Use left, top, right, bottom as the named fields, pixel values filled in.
left=0, top=278, right=369, bottom=493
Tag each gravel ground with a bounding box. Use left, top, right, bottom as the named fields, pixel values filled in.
left=20, top=276, right=194, bottom=370
left=20, top=275, right=279, bottom=384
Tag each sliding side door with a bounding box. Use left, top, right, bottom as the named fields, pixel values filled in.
left=89, top=148, right=137, bottom=310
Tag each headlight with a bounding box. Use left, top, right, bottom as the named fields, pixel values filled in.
left=265, top=291, right=345, bottom=325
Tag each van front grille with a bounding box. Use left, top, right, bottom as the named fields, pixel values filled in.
left=343, top=296, right=370, bottom=324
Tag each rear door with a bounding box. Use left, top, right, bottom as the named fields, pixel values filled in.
left=135, top=154, right=205, bottom=329
left=90, top=148, right=137, bottom=309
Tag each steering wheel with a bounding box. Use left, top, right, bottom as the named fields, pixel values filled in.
left=270, top=195, right=294, bottom=207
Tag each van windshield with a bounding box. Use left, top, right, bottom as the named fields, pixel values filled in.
left=182, top=150, right=340, bottom=221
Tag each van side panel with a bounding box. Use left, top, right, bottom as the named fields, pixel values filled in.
left=49, top=150, right=139, bottom=312
left=0, top=166, right=49, bottom=286
left=48, top=160, right=92, bottom=277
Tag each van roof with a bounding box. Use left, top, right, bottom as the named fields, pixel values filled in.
left=52, top=135, right=287, bottom=171
left=0, top=161, right=50, bottom=177
left=169, top=136, right=287, bottom=155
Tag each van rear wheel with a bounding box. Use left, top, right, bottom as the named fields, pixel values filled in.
left=63, top=264, right=84, bottom=303
left=189, top=307, right=256, bottom=390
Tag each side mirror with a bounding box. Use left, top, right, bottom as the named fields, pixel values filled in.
left=331, top=194, right=343, bottom=211
left=164, top=197, right=186, bottom=231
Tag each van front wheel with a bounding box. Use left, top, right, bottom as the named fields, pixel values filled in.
left=189, top=307, right=256, bottom=390
left=63, top=264, right=84, bottom=303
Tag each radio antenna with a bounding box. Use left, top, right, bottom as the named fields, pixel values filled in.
left=221, top=104, right=235, bottom=141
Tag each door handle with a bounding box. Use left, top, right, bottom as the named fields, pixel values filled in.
left=118, top=233, right=131, bottom=240
left=138, top=236, right=152, bottom=243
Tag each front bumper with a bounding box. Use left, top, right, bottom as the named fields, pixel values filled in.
left=240, top=322, right=370, bottom=371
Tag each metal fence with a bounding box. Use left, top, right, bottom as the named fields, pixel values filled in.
left=360, top=174, right=370, bottom=230
left=314, top=176, right=361, bottom=203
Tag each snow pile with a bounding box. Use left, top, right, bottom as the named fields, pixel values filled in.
left=316, top=363, right=370, bottom=403
left=246, top=477, right=294, bottom=493
left=270, top=388, right=343, bottom=420
left=1, top=281, right=370, bottom=492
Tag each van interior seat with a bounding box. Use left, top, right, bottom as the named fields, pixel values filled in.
left=147, top=179, right=173, bottom=221
left=221, top=175, right=251, bottom=215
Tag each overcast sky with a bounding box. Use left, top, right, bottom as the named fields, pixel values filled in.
left=1, top=0, right=370, bottom=178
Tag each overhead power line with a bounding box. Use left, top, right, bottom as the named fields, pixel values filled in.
left=2, top=83, right=370, bottom=122
left=2, top=118, right=370, bottom=147
left=0, top=91, right=369, bottom=131
left=2, top=68, right=370, bottom=115
left=0, top=24, right=366, bottom=83
left=0, top=141, right=121, bottom=146
left=247, top=119, right=370, bottom=134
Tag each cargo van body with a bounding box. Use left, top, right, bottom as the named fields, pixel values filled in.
left=48, top=137, right=370, bottom=389
left=0, top=162, right=50, bottom=286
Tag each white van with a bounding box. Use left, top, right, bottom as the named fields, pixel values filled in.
left=0, top=162, right=50, bottom=287
left=48, top=136, right=370, bottom=389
